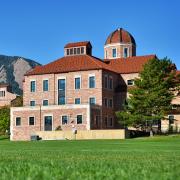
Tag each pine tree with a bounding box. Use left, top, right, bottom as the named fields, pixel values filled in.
left=116, top=57, right=177, bottom=132
left=0, top=106, right=10, bottom=135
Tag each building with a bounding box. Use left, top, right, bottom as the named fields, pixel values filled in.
left=161, top=71, right=180, bottom=132
left=0, top=83, right=17, bottom=107
left=10, top=28, right=179, bottom=141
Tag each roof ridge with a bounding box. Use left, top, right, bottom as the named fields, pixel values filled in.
left=26, top=54, right=156, bottom=76
left=64, top=41, right=91, bottom=48
left=119, top=28, right=122, bottom=42
left=85, top=55, right=104, bottom=69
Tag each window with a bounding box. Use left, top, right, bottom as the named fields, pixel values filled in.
left=75, top=77, right=81, bottom=89
left=75, top=98, right=81, bottom=104
left=127, top=79, right=134, bottom=86
left=30, top=100, right=35, bottom=106
left=16, top=117, right=21, bottom=126
left=109, top=99, right=113, bottom=108
left=89, top=76, right=95, bottom=88
left=58, top=79, right=66, bottom=105
left=43, top=80, right=49, bottom=91
left=62, top=115, right=68, bottom=125
left=112, top=48, right=116, bottom=58
left=81, top=47, right=84, bottom=54
left=109, top=117, right=113, bottom=127
left=172, top=105, right=177, bottom=110
left=74, top=48, right=77, bottom=55
left=43, top=100, right=48, bottom=106
left=67, top=49, right=69, bottom=55
left=109, top=76, right=113, bottom=89
left=168, top=115, right=174, bottom=124
left=0, top=91, right=5, bottom=97
left=77, top=48, right=80, bottom=54
left=104, top=98, right=108, bottom=107
left=44, top=116, right=52, bottom=131
left=29, top=117, right=35, bottom=126
left=30, top=81, right=36, bottom=92
left=89, top=97, right=96, bottom=105
left=77, top=115, right=83, bottom=124
left=70, top=48, right=73, bottom=55
left=124, top=48, right=128, bottom=58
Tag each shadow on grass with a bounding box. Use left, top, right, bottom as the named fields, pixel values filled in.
left=0, top=135, right=10, bottom=140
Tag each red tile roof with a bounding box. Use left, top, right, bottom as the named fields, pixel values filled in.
left=105, top=28, right=136, bottom=45
left=176, top=70, right=180, bottom=76
left=25, top=54, right=156, bottom=76
left=105, top=55, right=156, bottom=74
left=25, top=55, right=117, bottom=76
left=64, top=41, right=91, bottom=48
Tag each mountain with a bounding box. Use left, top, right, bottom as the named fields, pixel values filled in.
left=0, top=55, right=41, bottom=95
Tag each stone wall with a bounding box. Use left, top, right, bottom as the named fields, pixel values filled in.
left=10, top=104, right=91, bottom=141
left=34, top=129, right=126, bottom=140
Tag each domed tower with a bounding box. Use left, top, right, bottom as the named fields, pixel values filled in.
left=104, top=28, right=136, bottom=59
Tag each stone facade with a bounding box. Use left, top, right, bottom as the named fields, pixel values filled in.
left=0, top=84, right=17, bottom=107
left=23, top=70, right=103, bottom=106
left=11, top=65, right=138, bottom=140
left=104, top=43, right=136, bottom=59
left=11, top=28, right=179, bottom=141
left=11, top=104, right=90, bottom=141
left=161, top=94, right=180, bottom=132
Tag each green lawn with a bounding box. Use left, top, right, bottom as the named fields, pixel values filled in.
left=0, top=136, right=180, bottom=180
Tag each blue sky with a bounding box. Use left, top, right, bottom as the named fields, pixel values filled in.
left=0, top=0, right=180, bottom=68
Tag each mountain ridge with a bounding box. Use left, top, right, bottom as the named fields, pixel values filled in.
left=0, top=54, right=41, bottom=95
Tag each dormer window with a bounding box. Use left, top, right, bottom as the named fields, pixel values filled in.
left=81, top=47, right=84, bottom=54
left=77, top=48, right=80, bottom=54
left=67, top=49, right=69, bottom=56
left=74, top=48, right=77, bottom=55
left=70, top=48, right=73, bottom=55
left=64, top=41, right=92, bottom=56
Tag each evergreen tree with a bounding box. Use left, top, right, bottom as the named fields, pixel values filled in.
left=0, top=106, right=10, bottom=135
left=116, top=57, right=177, bottom=131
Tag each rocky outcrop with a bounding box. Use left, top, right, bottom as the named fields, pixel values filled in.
left=0, top=55, right=41, bottom=95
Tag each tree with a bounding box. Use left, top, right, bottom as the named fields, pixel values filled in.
left=0, top=96, right=23, bottom=135
left=116, top=57, right=177, bottom=133
left=11, top=96, right=23, bottom=107
left=0, top=106, right=10, bottom=135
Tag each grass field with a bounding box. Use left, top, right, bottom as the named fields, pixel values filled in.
left=0, top=136, right=180, bottom=180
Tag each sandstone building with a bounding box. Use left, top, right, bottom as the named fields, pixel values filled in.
left=0, top=83, right=17, bottom=107
left=10, top=28, right=179, bottom=140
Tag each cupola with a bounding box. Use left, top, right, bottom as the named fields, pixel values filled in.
left=104, top=28, right=136, bottom=59
left=64, top=41, right=92, bottom=56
